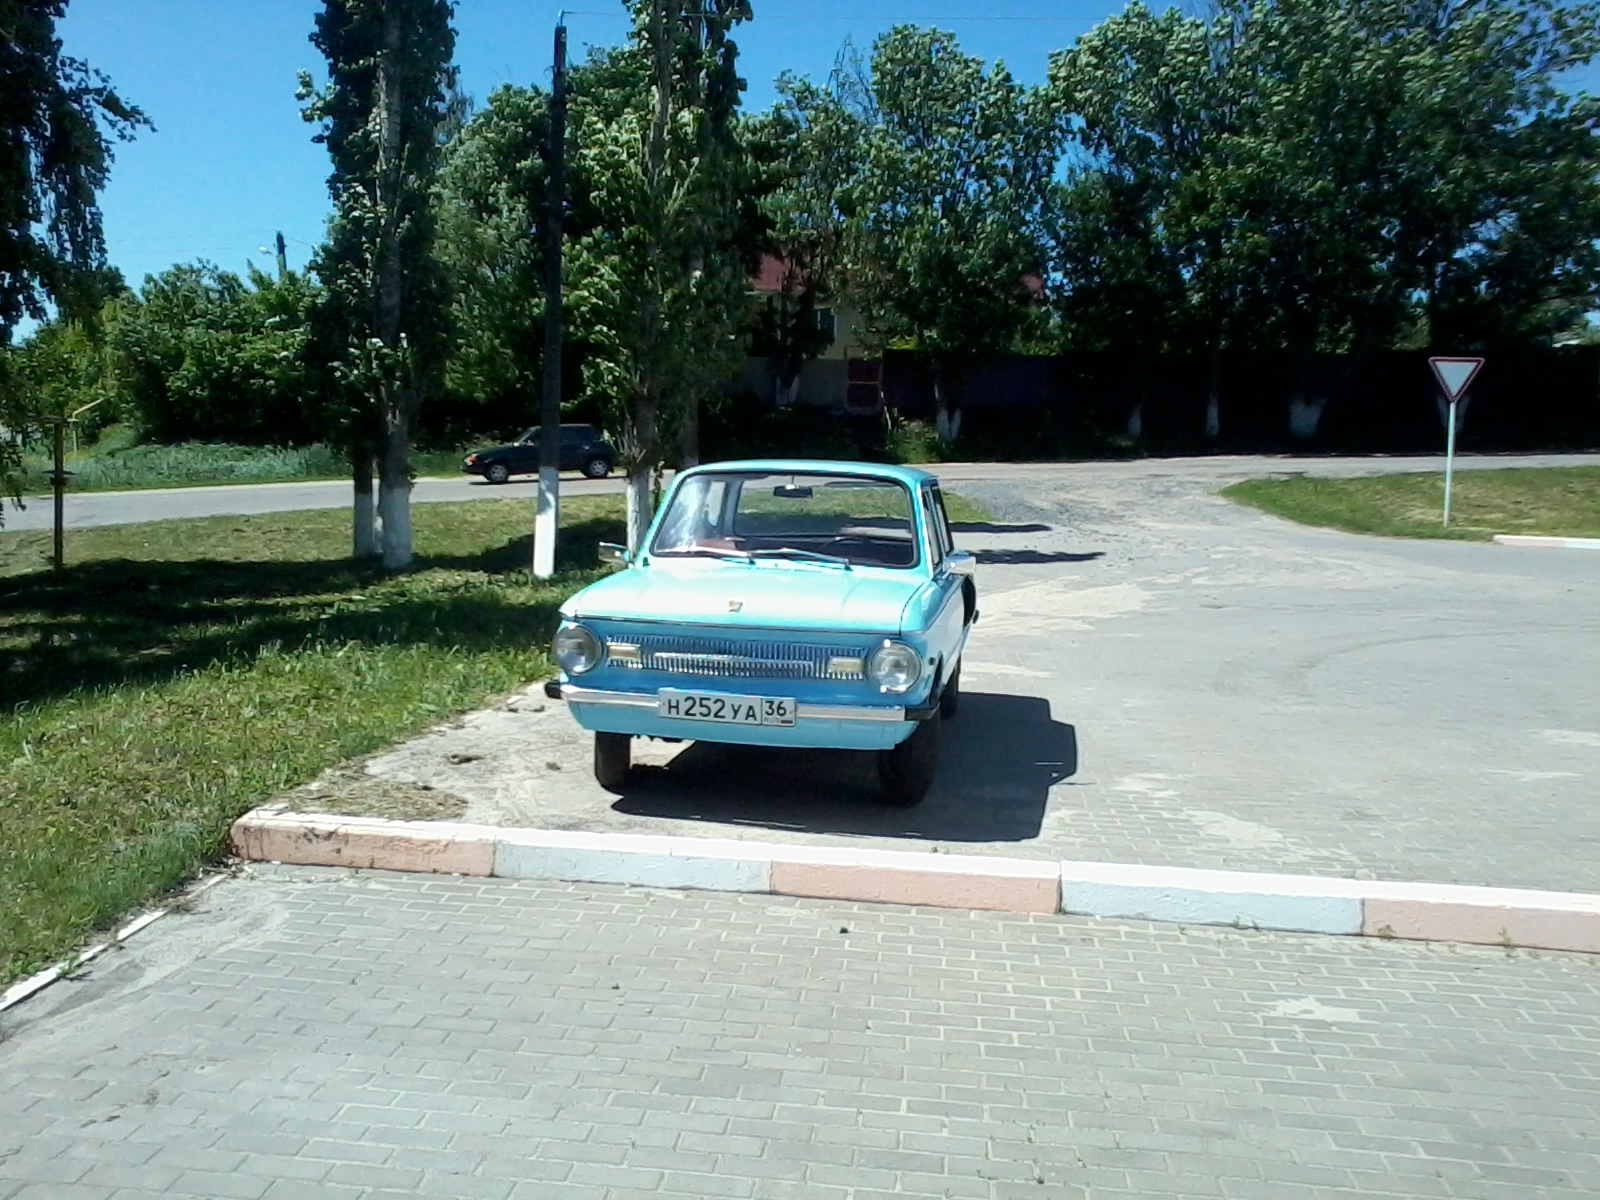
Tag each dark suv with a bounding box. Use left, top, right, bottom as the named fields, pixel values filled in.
left=462, top=424, right=616, bottom=483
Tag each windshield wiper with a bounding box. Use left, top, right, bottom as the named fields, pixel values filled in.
left=748, top=547, right=852, bottom=567
left=653, top=546, right=753, bottom=560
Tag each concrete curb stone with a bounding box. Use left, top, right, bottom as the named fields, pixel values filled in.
left=229, top=809, right=1600, bottom=954
left=1493, top=534, right=1600, bottom=550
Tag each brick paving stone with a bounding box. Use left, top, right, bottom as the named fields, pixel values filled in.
left=3, top=866, right=1600, bottom=1199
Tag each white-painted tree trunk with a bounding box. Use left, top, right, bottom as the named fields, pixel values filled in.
left=1126, top=402, right=1143, bottom=440
left=1288, top=394, right=1325, bottom=440
left=378, top=414, right=412, bottom=570
left=626, top=460, right=653, bottom=556
left=1205, top=394, right=1221, bottom=441
left=379, top=478, right=411, bottom=570
left=352, top=448, right=379, bottom=559
left=931, top=368, right=961, bottom=445
left=678, top=394, right=699, bottom=469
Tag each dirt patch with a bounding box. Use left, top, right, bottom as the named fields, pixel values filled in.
left=279, top=760, right=471, bottom=822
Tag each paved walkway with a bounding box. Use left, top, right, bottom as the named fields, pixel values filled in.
left=4, top=866, right=1600, bottom=1199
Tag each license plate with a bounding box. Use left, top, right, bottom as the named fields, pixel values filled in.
left=657, top=690, right=796, bottom=727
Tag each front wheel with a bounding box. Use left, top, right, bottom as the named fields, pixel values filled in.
left=582, top=456, right=612, bottom=479
left=877, top=716, right=941, bottom=807
left=484, top=462, right=511, bottom=484
left=594, top=732, right=631, bottom=792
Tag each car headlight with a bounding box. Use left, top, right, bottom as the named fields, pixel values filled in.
left=464, top=453, right=478, bottom=464
left=553, top=623, right=602, bottom=674
left=867, top=640, right=922, bottom=693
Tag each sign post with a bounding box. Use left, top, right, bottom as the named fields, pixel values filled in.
left=1428, top=356, right=1484, bottom=527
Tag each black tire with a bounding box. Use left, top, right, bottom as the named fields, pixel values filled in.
left=594, top=732, right=631, bottom=792
left=877, top=716, right=941, bottom=807
left=582, top=455, right=612, bottom=479
left=484, top=462, right=511, bottom=484
left=939, top=662, right=961, bottom=719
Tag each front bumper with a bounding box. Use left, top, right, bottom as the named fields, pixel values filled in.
left=543, top=680, right=933, bottom=750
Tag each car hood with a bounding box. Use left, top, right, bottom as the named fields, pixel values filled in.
left=468, top=443, right=523, bottom=458
left=563, top=560, right=924, bottom=635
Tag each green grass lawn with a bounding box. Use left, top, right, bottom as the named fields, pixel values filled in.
left=1223, top=467, right=1600, bottom=541
left=0, top=497, right=622, bottom=987
left=0, top=487, right=989, bottom=987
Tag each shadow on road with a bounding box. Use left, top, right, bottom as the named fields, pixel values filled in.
left=949, top=521, right=1054, bottom=535
left=975, top=549, right=1105, bottom=566
left=611, top=691, right=1075, bottom=843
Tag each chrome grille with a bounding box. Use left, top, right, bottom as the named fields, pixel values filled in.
left=608, top=635, right=867, bottom=680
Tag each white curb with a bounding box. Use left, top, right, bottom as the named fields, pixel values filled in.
left=1493, top=534, right=1600, bottom=550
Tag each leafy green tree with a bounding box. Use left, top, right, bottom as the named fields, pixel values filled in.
left=111, top=261, right=324, bottom=444
left=434, top=84, right=551, bottom=439
left=828, top=27, right=1061, bottom=444
left=1050, top=0, right=1600, bottom=438
left=744, top=56, right=867, bottom=405
left=1, top=0, right=147, bottom=518
left=300, top=0, right=457, bottom=567
left=565, top=1, right=759, bottom=550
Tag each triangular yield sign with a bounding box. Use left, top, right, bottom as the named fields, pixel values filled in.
left=1429, top=356, right=1484, bottom=401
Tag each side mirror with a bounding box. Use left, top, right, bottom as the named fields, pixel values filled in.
left=599, top=541, right=630, bottom=566
left=946, top=549, right=976, bottom=577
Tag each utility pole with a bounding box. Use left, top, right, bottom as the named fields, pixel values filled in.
left=274, top=231, right=288, bottom=280
left=533, top=17, right=567, bottom=579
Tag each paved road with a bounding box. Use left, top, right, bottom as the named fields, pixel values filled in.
left=353, top=454, right=1600, bottom=894
left=4, top=452, right=1599, bottom=531
left=4, top=867, right=1600, bottom=1200
left=0, top=474, right=624, bottom=532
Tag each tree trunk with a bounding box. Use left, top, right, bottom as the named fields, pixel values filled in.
left=352, top=444, right=379, bottom=559
left=626, top=461, right=654, bottom=556
left=372, top=3, right=412, bottom=570
left=625, top=394, right=659, bottom=555
left=932, top=362, right=961, bottom=445
left=678, top=392, right=700, bottom=468
left=1205, top=346, right=1222, bottom=442
left=378, top=401, right=412, bottom=569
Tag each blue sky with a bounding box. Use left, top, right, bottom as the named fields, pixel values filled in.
left=59, top=0, right=1120, bottom=296
left=54, top=0, right=1600, bottom=313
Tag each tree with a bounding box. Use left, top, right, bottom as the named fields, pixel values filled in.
left=744, top=53, right=869, bottom=406
left=434, top=85, right=551, bottom=441
left=300, top=0, right=457, bottom=568
left=1, top=0, right=148, bottom=519
left=111, top=261, right=324, bottom=444
left=1049, top=0, right=1600, bottom=438
left=829, top=27, right=1061, bottom=444
left=565, top=1, right=759, bottom=551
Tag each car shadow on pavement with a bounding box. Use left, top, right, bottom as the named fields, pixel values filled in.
left=974, top=549, right=1105, bottom=565
left=611, top=691, right=1075, bottom=843
left=948, top=521, right=1054, bottom=535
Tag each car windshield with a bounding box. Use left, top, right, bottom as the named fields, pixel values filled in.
left=651, top=471, right=920, bottom=569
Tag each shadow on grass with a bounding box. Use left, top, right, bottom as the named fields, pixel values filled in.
left=0, top=515, right=623, bottom=712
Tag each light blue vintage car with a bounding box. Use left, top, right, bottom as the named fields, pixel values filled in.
left=544, top=459, right=977, bottom=805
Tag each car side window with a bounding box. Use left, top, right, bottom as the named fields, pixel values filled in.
left=930, top=487, right=956, bottom=555
left=922, top=486, right=947, bottom=568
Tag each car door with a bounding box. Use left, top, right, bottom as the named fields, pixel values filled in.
left=557, top=426, right=588, bottom=471
left=920, top=484, right=970, bottom=676
left=510, top=434, right=540, bottom=474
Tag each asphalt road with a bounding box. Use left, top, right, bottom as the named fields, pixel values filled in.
left=4, top=450, right=1598, bottom=531
left=3, top=865, right=1598, bottom=1200
left=346, top=452, right=1600, bottom=894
